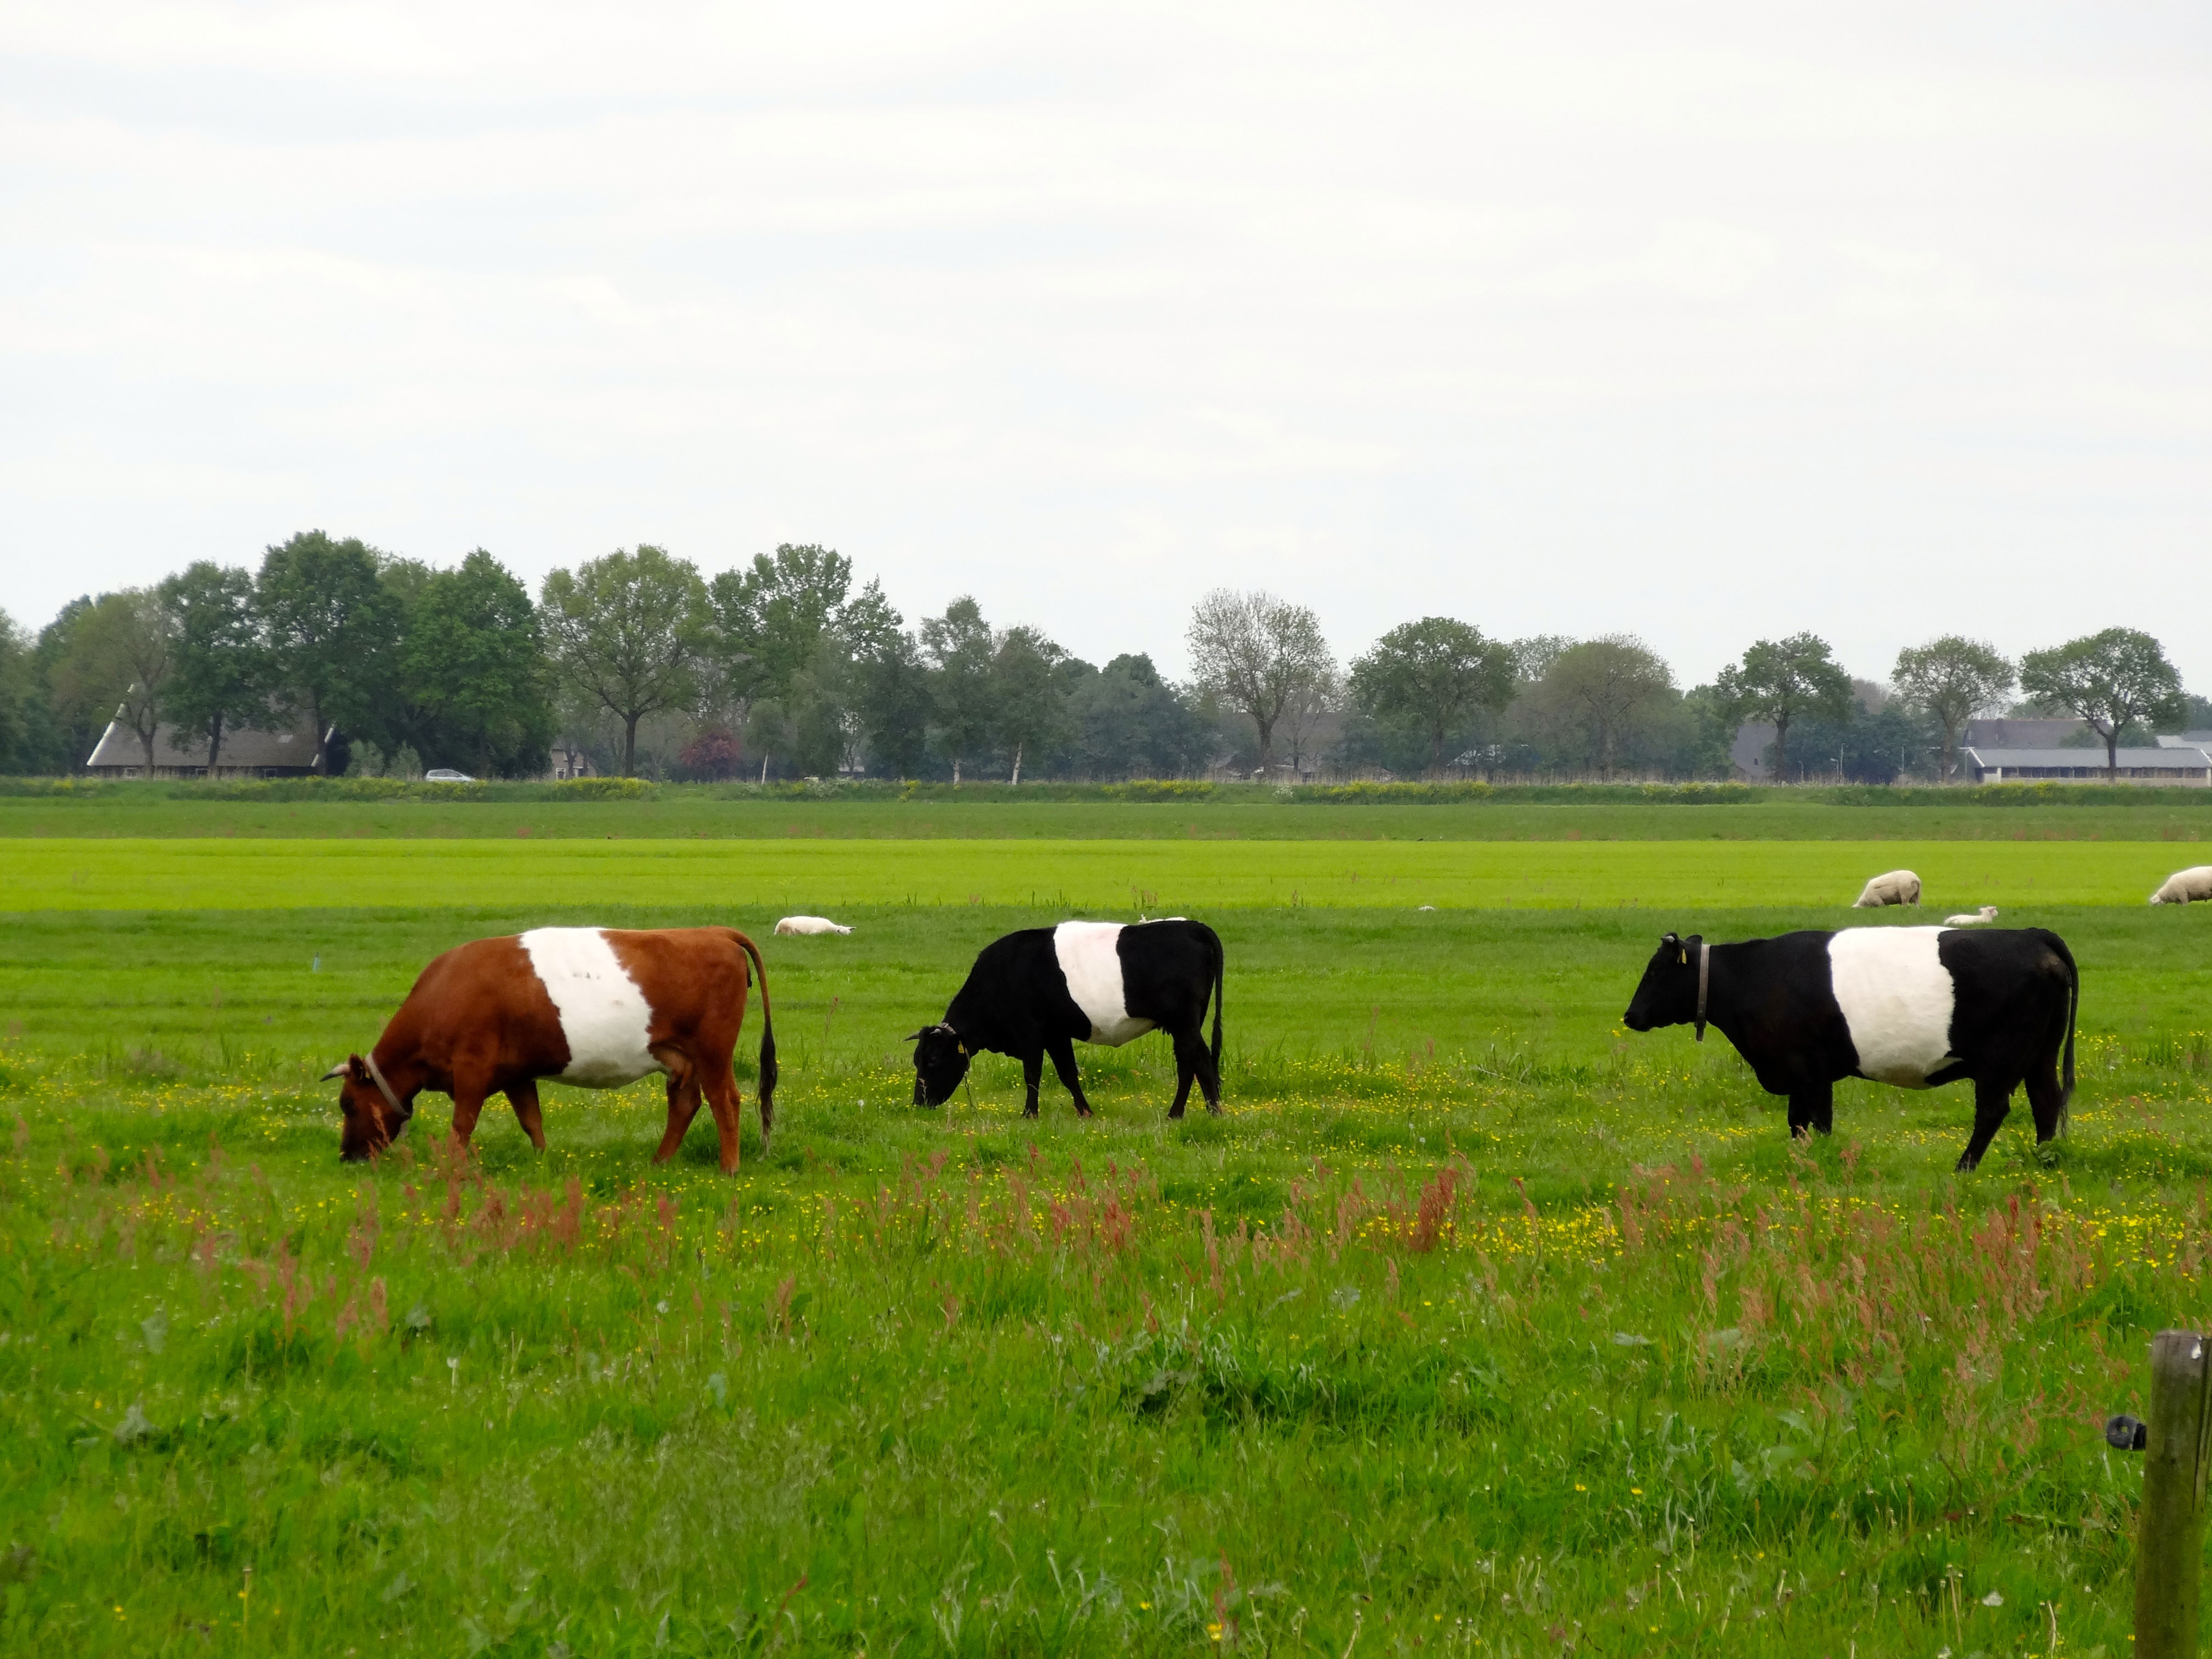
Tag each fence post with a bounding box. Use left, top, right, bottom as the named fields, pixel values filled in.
left=2136, top=1329, right=2212, bottom=1659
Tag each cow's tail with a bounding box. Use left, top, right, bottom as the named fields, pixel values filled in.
left=1205, top=923, right=1225, bottom=1072
left=2040, top=928, right=2078, bottom=1132
left=734, top=930, right=778, bottom=1110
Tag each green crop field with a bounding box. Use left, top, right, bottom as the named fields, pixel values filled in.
left=1, top=834, right=2204, bottom=914
left=5, top=813, right=2212, bottom=1654
left=6, top=787, right=2212, bottom=845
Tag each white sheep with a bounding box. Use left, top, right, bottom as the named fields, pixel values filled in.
left=2149, top=867, right=2212, bottom=906
left=1943, top=906, right=1999, bottom=926
left=1852, top=869, right=1922, bottom=908
left=774, top=915, right=853, bottom=936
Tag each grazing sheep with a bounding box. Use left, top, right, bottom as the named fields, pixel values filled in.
left=774, top=915, right=853, bottom=936
left=1943, top=906, right=1999, bottom=926
left=1852, top=869, right=1922, bottom=908
left=2149, top=867, right=2212, bottom=907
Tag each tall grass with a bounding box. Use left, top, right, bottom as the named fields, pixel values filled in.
left=3, top=1066, right=2200, bottom=1655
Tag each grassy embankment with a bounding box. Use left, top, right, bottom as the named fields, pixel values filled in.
left=2, top=822, right=2211, bottom=1653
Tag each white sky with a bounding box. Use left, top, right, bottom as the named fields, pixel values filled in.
left=2, top=2, right=2207, bottom=688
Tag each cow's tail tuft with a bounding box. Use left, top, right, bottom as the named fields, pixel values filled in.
left=2041, top=928, right=2078, bottom=1132
left=1206, top=923, right=1224, bottom=1071
left=735, top=930, right=778, bottom=1110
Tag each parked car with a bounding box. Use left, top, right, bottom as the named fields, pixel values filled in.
left=423, top=768, right=475, bottom=783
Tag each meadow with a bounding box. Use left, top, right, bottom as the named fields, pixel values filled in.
left=6, top=786, right=2212, bottom=844
left=5, top=815, right=2212, bottom=1654
left=0, top=835, right=2201, bottom=914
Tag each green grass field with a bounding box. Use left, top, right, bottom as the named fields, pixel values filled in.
left=6, top=790, right=2212, bottom=843
left=5, top=820, right=2212, bottom=1654
left=2, top=835, right=2205, bottom=913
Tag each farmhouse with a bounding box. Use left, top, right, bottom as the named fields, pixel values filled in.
left=84, top=714, right=329, bottom=779
left=1962, top=746, right=2212, bottom=786
left=546, top=738, right=599, bottom=782
left=1962, top=717, right=2090, bottom=749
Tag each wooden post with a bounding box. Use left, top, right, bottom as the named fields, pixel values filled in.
left=2137, top=1329, right=2212, bottom=1659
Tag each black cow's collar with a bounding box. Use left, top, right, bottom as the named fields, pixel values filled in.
left=1694, top=942, right=1709, bottom=1043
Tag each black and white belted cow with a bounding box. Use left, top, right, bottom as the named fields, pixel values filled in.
left=1623, top=925, right=2077, bottom=1171
left=909, top=919, right=1225, bottom=1118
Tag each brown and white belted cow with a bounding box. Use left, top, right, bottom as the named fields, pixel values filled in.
left=325, top=926, right=777, bottom=1170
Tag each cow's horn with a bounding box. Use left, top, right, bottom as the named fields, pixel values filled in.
left=903, top=1028, right=928, bottom=1042
left=320, top=1060, right=349, bottom=1081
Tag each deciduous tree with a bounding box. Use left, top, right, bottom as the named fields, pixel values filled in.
left=2019, top=628, right=2186, bottom=780
left=1348, top=617, right=1513, bottom=777
left=852, top=629, right=932, bottom=779
left=1715, top=633, right=1853, bottom=782
left=1185, top=589, right=1336, bottom=774
left=158, top=562, right=266, bottom=771
left=992, top=625, right=1070, bottom=785
left=922, top=596, right=998, bottom=785
left=540, top=545, right=709, bottom=777
left=256, top=531, right=399, bottom=773
left=1891, top=636, right=2014, bottom=784
left=401, top=551, right=554, bottom=778
left=51, top=589, right=176, bottom=770
left=1536, top=635, right=1675, bottom=779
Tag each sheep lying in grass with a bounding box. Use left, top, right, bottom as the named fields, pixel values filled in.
left=774, top=915, right=853, bottom=936
left=1943, top=906, right=1999, bottom=926
left=1852, top=869, right=1921, bottom=908
left=2150, top=867, right=2212, bottom=906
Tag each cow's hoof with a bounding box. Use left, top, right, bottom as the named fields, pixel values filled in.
left=1954, top=1154, right=1981, bottom=1173
left=1166, top=1108, right=1186, bottom=1121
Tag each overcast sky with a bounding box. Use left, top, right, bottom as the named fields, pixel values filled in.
left=3, top=2, right=2206, bottom=688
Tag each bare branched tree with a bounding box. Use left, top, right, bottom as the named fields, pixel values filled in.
left=1184, top=589, right=1336, bottom=774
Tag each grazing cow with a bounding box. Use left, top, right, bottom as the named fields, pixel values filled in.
left=2150, top=867, right=2212, bottom=906
left=1853, top=869, right=1922, bottom=908
left=775, top=915, right=853, bottom=936
left=324, top=926, right=776, bottom=1170
left=1623, top=925, right=2077, bottom=1171
left=1943, top=906, right=1999, bottom=926
left=910, top=919, right=1224, bottom=1118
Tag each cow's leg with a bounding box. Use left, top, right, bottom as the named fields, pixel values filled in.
left=1021, top=1049, right=1044, bottom=1118
left=2026, top=1053, right=2067, bottom=1143
left=1785, top=1081, right=1832, bottom=1139
left=698, top=1059, right=748, bottom=1174
left=449, top=1072, right=492, bottom=1153
left=1958, top=1078, right=2013, bottom=1172
left=653, top=1060, right=703, bottom=1164
left=1167, top=1026, right=1214, bottom=1118
left=1044, top=1035, right=1093, bottom=1118
left=506, top=1080, right=547, bottom=1151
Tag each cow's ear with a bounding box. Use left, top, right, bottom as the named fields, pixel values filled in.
left=320, top=1060, right=349, bottom=1081
left=347, top=1054, right=372, bottom=1084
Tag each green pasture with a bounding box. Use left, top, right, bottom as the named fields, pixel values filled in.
left=6, top=789, right=2212, bottom=843
left=5, top=830, right=2212, bottom=1654
left=0, top=834, right=2203, bottom=914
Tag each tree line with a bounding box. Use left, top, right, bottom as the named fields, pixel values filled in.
left=0, top=532, right=2201, bottom=782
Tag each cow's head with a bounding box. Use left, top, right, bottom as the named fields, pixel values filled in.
left=325, top=1054, right=410, bottom=1162
left=906, top=1023, right=970, bottom=1107
left=1623, top=933, right=1703, bottom=1032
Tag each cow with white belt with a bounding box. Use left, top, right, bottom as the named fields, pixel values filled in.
left=909, top=919, right=1225, bottom=1119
